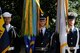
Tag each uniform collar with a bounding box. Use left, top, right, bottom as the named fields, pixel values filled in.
left=68, top=26, right=75, bottom=32
left=71, top=26, right=75, bottom=31
left=5, top=24, right=11, bottom=32
left=6, top=24, right=10, bottom=27
left=41, top=26, right=46, bottom=29
left=40, top=26, right=46, bottom=35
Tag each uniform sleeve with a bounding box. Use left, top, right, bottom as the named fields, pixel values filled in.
left=11, top=27, right=18, bottom=38
left=47, top=29, right=53, bottom=44
left=11, top=27, right=21, bottom=48
left=49, top=32, right=60, bottom=53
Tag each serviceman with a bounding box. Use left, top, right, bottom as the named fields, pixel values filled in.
left=66, top=12, right=80, bottom=53
left=50, top=12, right=80, bottom=53
left=35, top=13, right=51, bottom=53
left=3, top=12, right=20, bottom=53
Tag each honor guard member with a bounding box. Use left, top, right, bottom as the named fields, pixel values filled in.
left=66, top=12, right=80, bottom=53
left=2, top=12, right=19, bottom=53
left=35, top=14, right=51, bottom=53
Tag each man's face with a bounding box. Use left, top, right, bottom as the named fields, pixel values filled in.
left=68, top=19, right=75, bottom=26
left=39, top=19, right=46, bottom=27
left=4, top=17, right=11, bottom=25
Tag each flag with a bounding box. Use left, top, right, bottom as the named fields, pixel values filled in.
left=36, top=0, right=43, bottom=33
left=0, top=16, right=5, bottom=38
left=22, top=0, right=37, bottom=53
left=36, top=0, right=49, bottom=32
left=56, top=0, right=68, bottom=53
left=0, top=15, right=10, bottom=53
left=46, top=16, right=49, bottom=28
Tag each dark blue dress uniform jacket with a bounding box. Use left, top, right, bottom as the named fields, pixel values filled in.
left=50, top=27, right=80, bottom=53
left=3, top=24, right=20, bottom=53
left=66, top=27, right=80, bottom=53
left=35, top=28, right=51, bottom=53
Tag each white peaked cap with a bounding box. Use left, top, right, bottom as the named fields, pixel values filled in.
left=3, top=12, right=12, bottom=17
left=68, top=12, right=78, bottom=17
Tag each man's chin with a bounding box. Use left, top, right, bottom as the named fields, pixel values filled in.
left=70, top=24, right=74, bottom=26
left=5, top=23, right=10, bottom=25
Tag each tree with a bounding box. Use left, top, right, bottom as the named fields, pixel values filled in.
left=40, top=0, right=80, bottom=31
left=40, top=0, right=57, bottom=32
left=69, top=0, right=80, bottom=28
left=0, top=0, right=80, bottom=36
left=0, top=0, right=23, bottom=35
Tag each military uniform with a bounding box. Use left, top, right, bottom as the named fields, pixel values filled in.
left=52, top=27, right=80, bottom=53
left=66, top=12, right=80, bottom=53
left=50, top=12, right=80, bottom=53
left=2, top=12, right=20, bottom=53
left=3, top=24, right=20, bottom=53
left=35, top=28, right=51, bottom=53
left=66, top=27, right=80, bottom=53
left=35, top=14, right=51, bottom=53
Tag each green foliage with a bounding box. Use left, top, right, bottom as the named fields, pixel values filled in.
left=0, top=0, right=80, bottom=35
left=69, top=0, right=80, bottom=28
left=40, top=0, right=57, bottom=32
left=0, top=0, right=23, bottom=35
left=40, top=0, right=80, bottom=30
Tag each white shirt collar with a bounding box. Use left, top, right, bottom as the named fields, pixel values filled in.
left=41, top=27, right=46, bottom=35
left=71, top=26, right=74, bottom=31
left=6, top=24, right=11, bottom=32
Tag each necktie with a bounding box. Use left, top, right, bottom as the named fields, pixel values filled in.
left=69, top=28, right=72, bottom=33
left=40, top=29, right=43, bottom=35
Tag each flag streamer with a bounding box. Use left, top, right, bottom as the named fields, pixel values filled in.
left=0, top=16, right=5, bottom=38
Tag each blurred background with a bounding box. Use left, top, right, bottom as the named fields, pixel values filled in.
left=0, top=0, right=80, bottom=37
